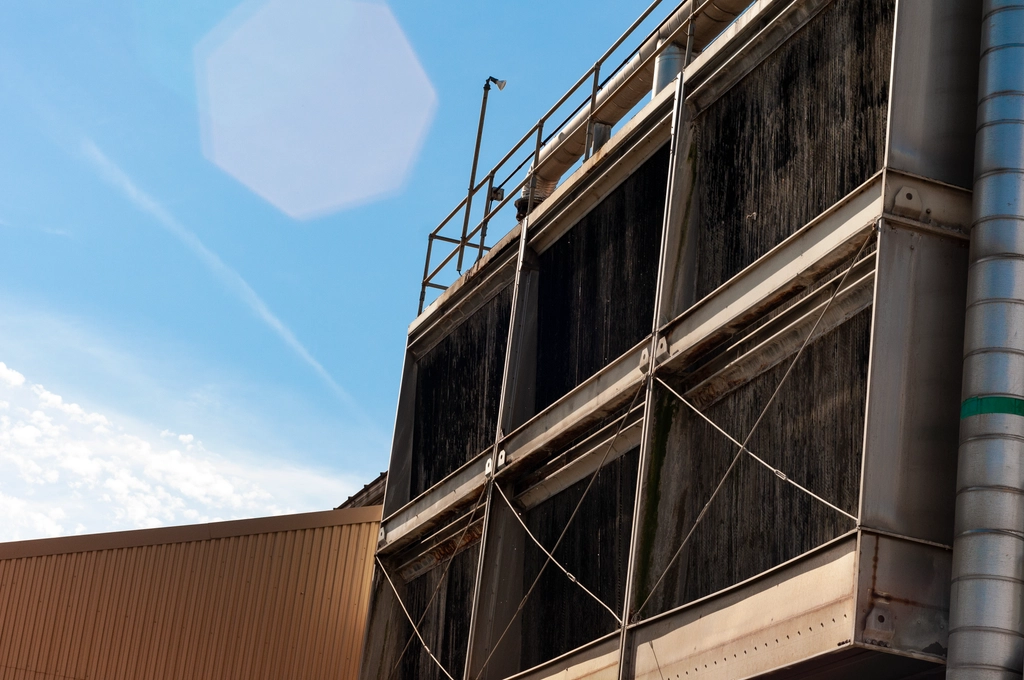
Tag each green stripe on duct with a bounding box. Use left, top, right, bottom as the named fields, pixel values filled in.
left=961, top=396, right=1024, bottom=419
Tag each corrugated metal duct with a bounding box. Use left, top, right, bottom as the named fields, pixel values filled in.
left=948, top=1, right=1024, bottom=678
left=0, top=506, right=380, bottom=680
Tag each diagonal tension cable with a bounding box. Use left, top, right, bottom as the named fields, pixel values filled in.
left=386, top=487, right=488, bottom=680
left=378, top=555, right=456, bottom=680
left=655, top=377, right=857, bottom=522
left=473, top=380, right=647, bottom=680
left=494, top=483, right=622, bottom=625
left=649, top=640, right=667, bottom=680
left=631, top=229, right=874, bottom=622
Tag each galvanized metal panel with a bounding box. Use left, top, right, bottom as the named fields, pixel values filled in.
left=629, top=538, right=858, bottom=679
left=855, top=532, right=951, bottom=661
left=860, top=222, right=968, bottom=545
left=885, top=0, right=981, bottom=190
left=0, top=507, right=379, bottom=680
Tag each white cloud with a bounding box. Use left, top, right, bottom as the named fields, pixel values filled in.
left=0, top=362, right=26, bottom=387
left=0, top=361, right=361, bottom=541
left=32, top=384, right=109, bottom=426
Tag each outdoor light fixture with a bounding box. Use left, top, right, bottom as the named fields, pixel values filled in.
left=457, top=76, right=507, bottom=273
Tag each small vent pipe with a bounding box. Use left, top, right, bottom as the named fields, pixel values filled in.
left=652, top=40, right=686, bottom=98
left=591, top=122, right=612, bottom=155
left=516, top=0, right=751, bottom=218
left=948, top=1, right=1024, bottom=678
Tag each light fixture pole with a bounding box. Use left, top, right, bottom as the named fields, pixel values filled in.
left=457, top=76, right=506, bottom=274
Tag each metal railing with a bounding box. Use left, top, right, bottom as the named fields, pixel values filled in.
left=418, top=0, right=722, bottom=314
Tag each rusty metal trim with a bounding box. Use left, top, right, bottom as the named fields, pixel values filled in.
left=859, top=526, right=953, bottom=552
left=0, top=506, right=382, bottom=560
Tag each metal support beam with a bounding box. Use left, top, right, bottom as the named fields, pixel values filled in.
left=464, top=195, right=538, bottom=679
left=660, top=173, right=884, bottom=368
left=618, top=73, right=689, bottom=680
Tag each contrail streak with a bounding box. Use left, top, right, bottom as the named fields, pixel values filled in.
left=81, top=138, right=356, bottom=410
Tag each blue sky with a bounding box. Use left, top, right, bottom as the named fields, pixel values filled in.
left=0, top=0, right=654, bottom=538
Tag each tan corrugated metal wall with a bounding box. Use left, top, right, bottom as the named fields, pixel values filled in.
left=0, top=506, right=380, bottom=680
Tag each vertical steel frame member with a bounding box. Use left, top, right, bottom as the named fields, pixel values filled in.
left=948, top=2, right=1024, bottom=678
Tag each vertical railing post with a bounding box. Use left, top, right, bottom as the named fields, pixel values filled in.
left=527, top=122, right=545, bottom=216
left=684, top=0, right=696, bottom=65
left=584, top=63, right=602, bottom=161
left=418, top=234, right=435, bottom=315
left=477, top=172, right=496, bottom=263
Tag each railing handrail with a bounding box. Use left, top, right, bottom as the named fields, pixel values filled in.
left=418, top=0, right=721, bottom=314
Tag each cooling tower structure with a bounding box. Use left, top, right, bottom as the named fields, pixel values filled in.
left=360, top=1, right=1024, bottom=678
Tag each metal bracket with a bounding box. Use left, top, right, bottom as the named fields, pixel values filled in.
left=892, top=185, right=924, bottom=221
left=655, top=336, right=669, bottom=363
left=497, top=449, right=506, bottom=469
left=485, top=458, right=493, bottom=477
left=863, top=602, right=895, bottom=647
left=378, top=527, right=386, bottom=544
left=640, top=347, right=651, bottom=374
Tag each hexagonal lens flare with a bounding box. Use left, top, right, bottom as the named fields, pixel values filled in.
left=195, top=0, right=437, bottom=219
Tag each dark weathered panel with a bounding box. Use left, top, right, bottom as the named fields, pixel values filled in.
left=634, top=310, right=871, bottom=619
left=412, top=286, right=513, bottom=498
left=535, top=144, right=669, bottom=413
left=693, top=0, right=894, bottom=300
left=519, top=448, right=639, bottom=672
left=397, top=544, right=480, bottom=680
